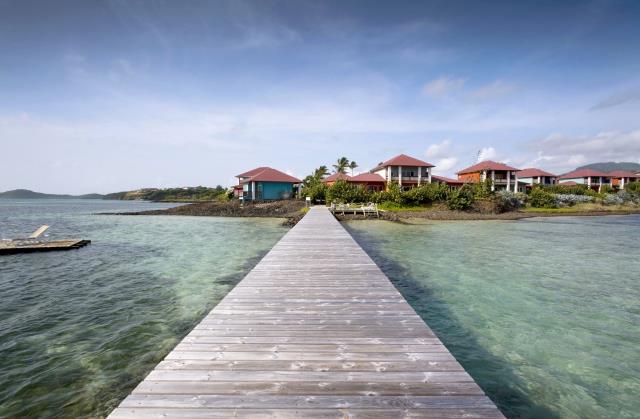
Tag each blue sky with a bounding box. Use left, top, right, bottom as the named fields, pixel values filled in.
left=1, top=0, right=639, bottom=193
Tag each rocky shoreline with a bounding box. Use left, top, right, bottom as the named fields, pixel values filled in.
left=335, top=208, right=640, bottom=222
left=107, top=200, right=307, bottom=226
left=104, top=200, right=640, bottom=226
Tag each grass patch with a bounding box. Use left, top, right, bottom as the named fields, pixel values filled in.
left=377, top=202, right=426, bottom=212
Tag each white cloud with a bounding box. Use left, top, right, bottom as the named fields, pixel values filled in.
left=478, top=146, right=497, bottom=161
left=524, top=130, right=640, bottom=173
left=469, top=80, right=515, bottom=101
left=434, top=157, right=458, bottom=172
left=423, top=76, right=466, bottom=97
left=425, top=139, right=452, bottom=158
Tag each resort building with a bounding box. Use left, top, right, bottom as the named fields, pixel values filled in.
left=608, top=171, right=640, bottom=190
left=431, top=175, right=465, bottom=187
left=558, top=169, right=611, bottom=191
left=456, top=160, right=520, bottom=192
left=234, top=167, right=301, bottom=201
left=517, top=168, right=557, bottom=191
left=322, top=172, right=386, bottom=191
left=322, top=172, right=352, bottom=187
left=370, top=154, right=435, bottom=190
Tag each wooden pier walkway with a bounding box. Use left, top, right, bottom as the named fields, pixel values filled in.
left=108, top=206, right=503, bottom=418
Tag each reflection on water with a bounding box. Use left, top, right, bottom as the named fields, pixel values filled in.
left=345, top=216, right=640, bottom=419
left=0, top=199, right=288, bottom=418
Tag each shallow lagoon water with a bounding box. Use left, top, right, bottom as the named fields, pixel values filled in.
left=344, top=215, right=640, bottom=419
left=2, top=200, right=639, bottom=418
left=0, top=199, right=288, bottom=418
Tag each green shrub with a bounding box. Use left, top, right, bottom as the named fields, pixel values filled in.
left=447, top=185, right=475, bottom=210
left=600, top=185, right=615, bottom=194
left=303, top=182, right=328, bottom=202
left=402, top=182, right=450, bottom=205
left=543, top=184, right=589, bottom=195
left=370, top=182, right=403, bottom=204
left=584, top=188, right=599, bottom=198
left=495, top=191, right=526, bottom=212
left=472, top=179, right=494, bottom=199
left=529, top=187, right=556, bottom=208
left=626, top=181, right=640, bottom=193
left=326, top=180, right=371, bottom=203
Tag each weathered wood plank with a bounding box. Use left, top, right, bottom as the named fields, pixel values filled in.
left=109, top=408, right=504, bottom=419
left=107, top=206, right=503, bottom=418
left=119, top=394, right=497, bottom=409
left=132, top=381, right=486, bottom=396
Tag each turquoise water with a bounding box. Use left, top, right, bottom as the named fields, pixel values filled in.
left=344, top=216, right=640, bottom=419
left=0, top=199, right=288, bottom=418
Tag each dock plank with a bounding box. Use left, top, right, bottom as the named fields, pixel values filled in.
left=107, top=206, right=503, bottom=418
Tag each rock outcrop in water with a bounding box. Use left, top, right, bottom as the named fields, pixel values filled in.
left=113, top=200, right=307, bottom=226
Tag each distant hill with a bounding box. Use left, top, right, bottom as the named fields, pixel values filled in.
left=577, top=162, right=640, bottom=173
left=103, top=186, right=228, bottom=202
left=1, top=186, right=228, bottom=202
left=0, top=189, right=104, bottom=199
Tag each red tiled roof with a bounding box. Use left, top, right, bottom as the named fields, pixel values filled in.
left=350, top=173, right=386, bottom=182
left=518, top=168, right=557, bottom=178
left=236, top=166, right=269, bottom=178
left=432, top=175, right=465, bottom=185
left=608, top=170, right=639, bottom=178
left=372, top=154, right=434, bottom=171
left=456, top=160, right=520, bottom=175
left=241, top=167, right=301, bottom=183
left=559, top=169, right=609, bottom=179
left=323, top=172, right=352, bottom=182
left=558, top=181, right=578, bottom=186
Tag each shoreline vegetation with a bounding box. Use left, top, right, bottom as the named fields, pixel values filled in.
left=106, top=172, right=640, bottom=226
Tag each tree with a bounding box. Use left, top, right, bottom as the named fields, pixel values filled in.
left=303, top=166, right=330, bottom=188
left=349, top=161, right=358, bottom=175
left=333, top=157, right=350, bottom=174
left=313, top=166, right=329, bottom=181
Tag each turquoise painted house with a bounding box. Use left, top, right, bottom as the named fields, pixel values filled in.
left=234, top=167, right=301, bottom=201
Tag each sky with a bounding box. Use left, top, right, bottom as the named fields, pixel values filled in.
left=1, top=0, right=640, bottom=194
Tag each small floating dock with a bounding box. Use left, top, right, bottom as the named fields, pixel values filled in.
left=108, top=206, right=503, bottom=418
left=330, top=203, right=383, bottom=217
left=0, top=239, right=91, bottom=255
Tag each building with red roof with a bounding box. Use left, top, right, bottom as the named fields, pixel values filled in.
left=456, top=160, right=520, bottom=192
left=370, top=154, right=435, bottom=189
left=322, top=172, right=351, bottom=185
left=608, top=170, right=640, bottom=190
left=234, top=167, right=301, bottom=201
left=558, top=169, right=611, bottom=191
left=322, top=172, right=386, bottom=191
left=431, top=175, right=465, bottom=187
left=517, top=168, right=558, bottom=191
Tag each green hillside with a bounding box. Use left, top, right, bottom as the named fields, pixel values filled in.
left=102, top=186, right=228, bottom=202
left=0, top=189, right=103, bottom=199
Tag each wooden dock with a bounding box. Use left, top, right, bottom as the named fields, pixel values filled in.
left=0, top=239, right=90, bottom=255
left=108, top=206, right=503, bottom=418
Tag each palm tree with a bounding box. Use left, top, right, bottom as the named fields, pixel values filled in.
left=349, top=161, right=358, bottom=175
left=303, top=165, right=330, bottom=188
left=313, top=165, right=329, bottom=181
left=333, top=157, right=350, bottom=174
